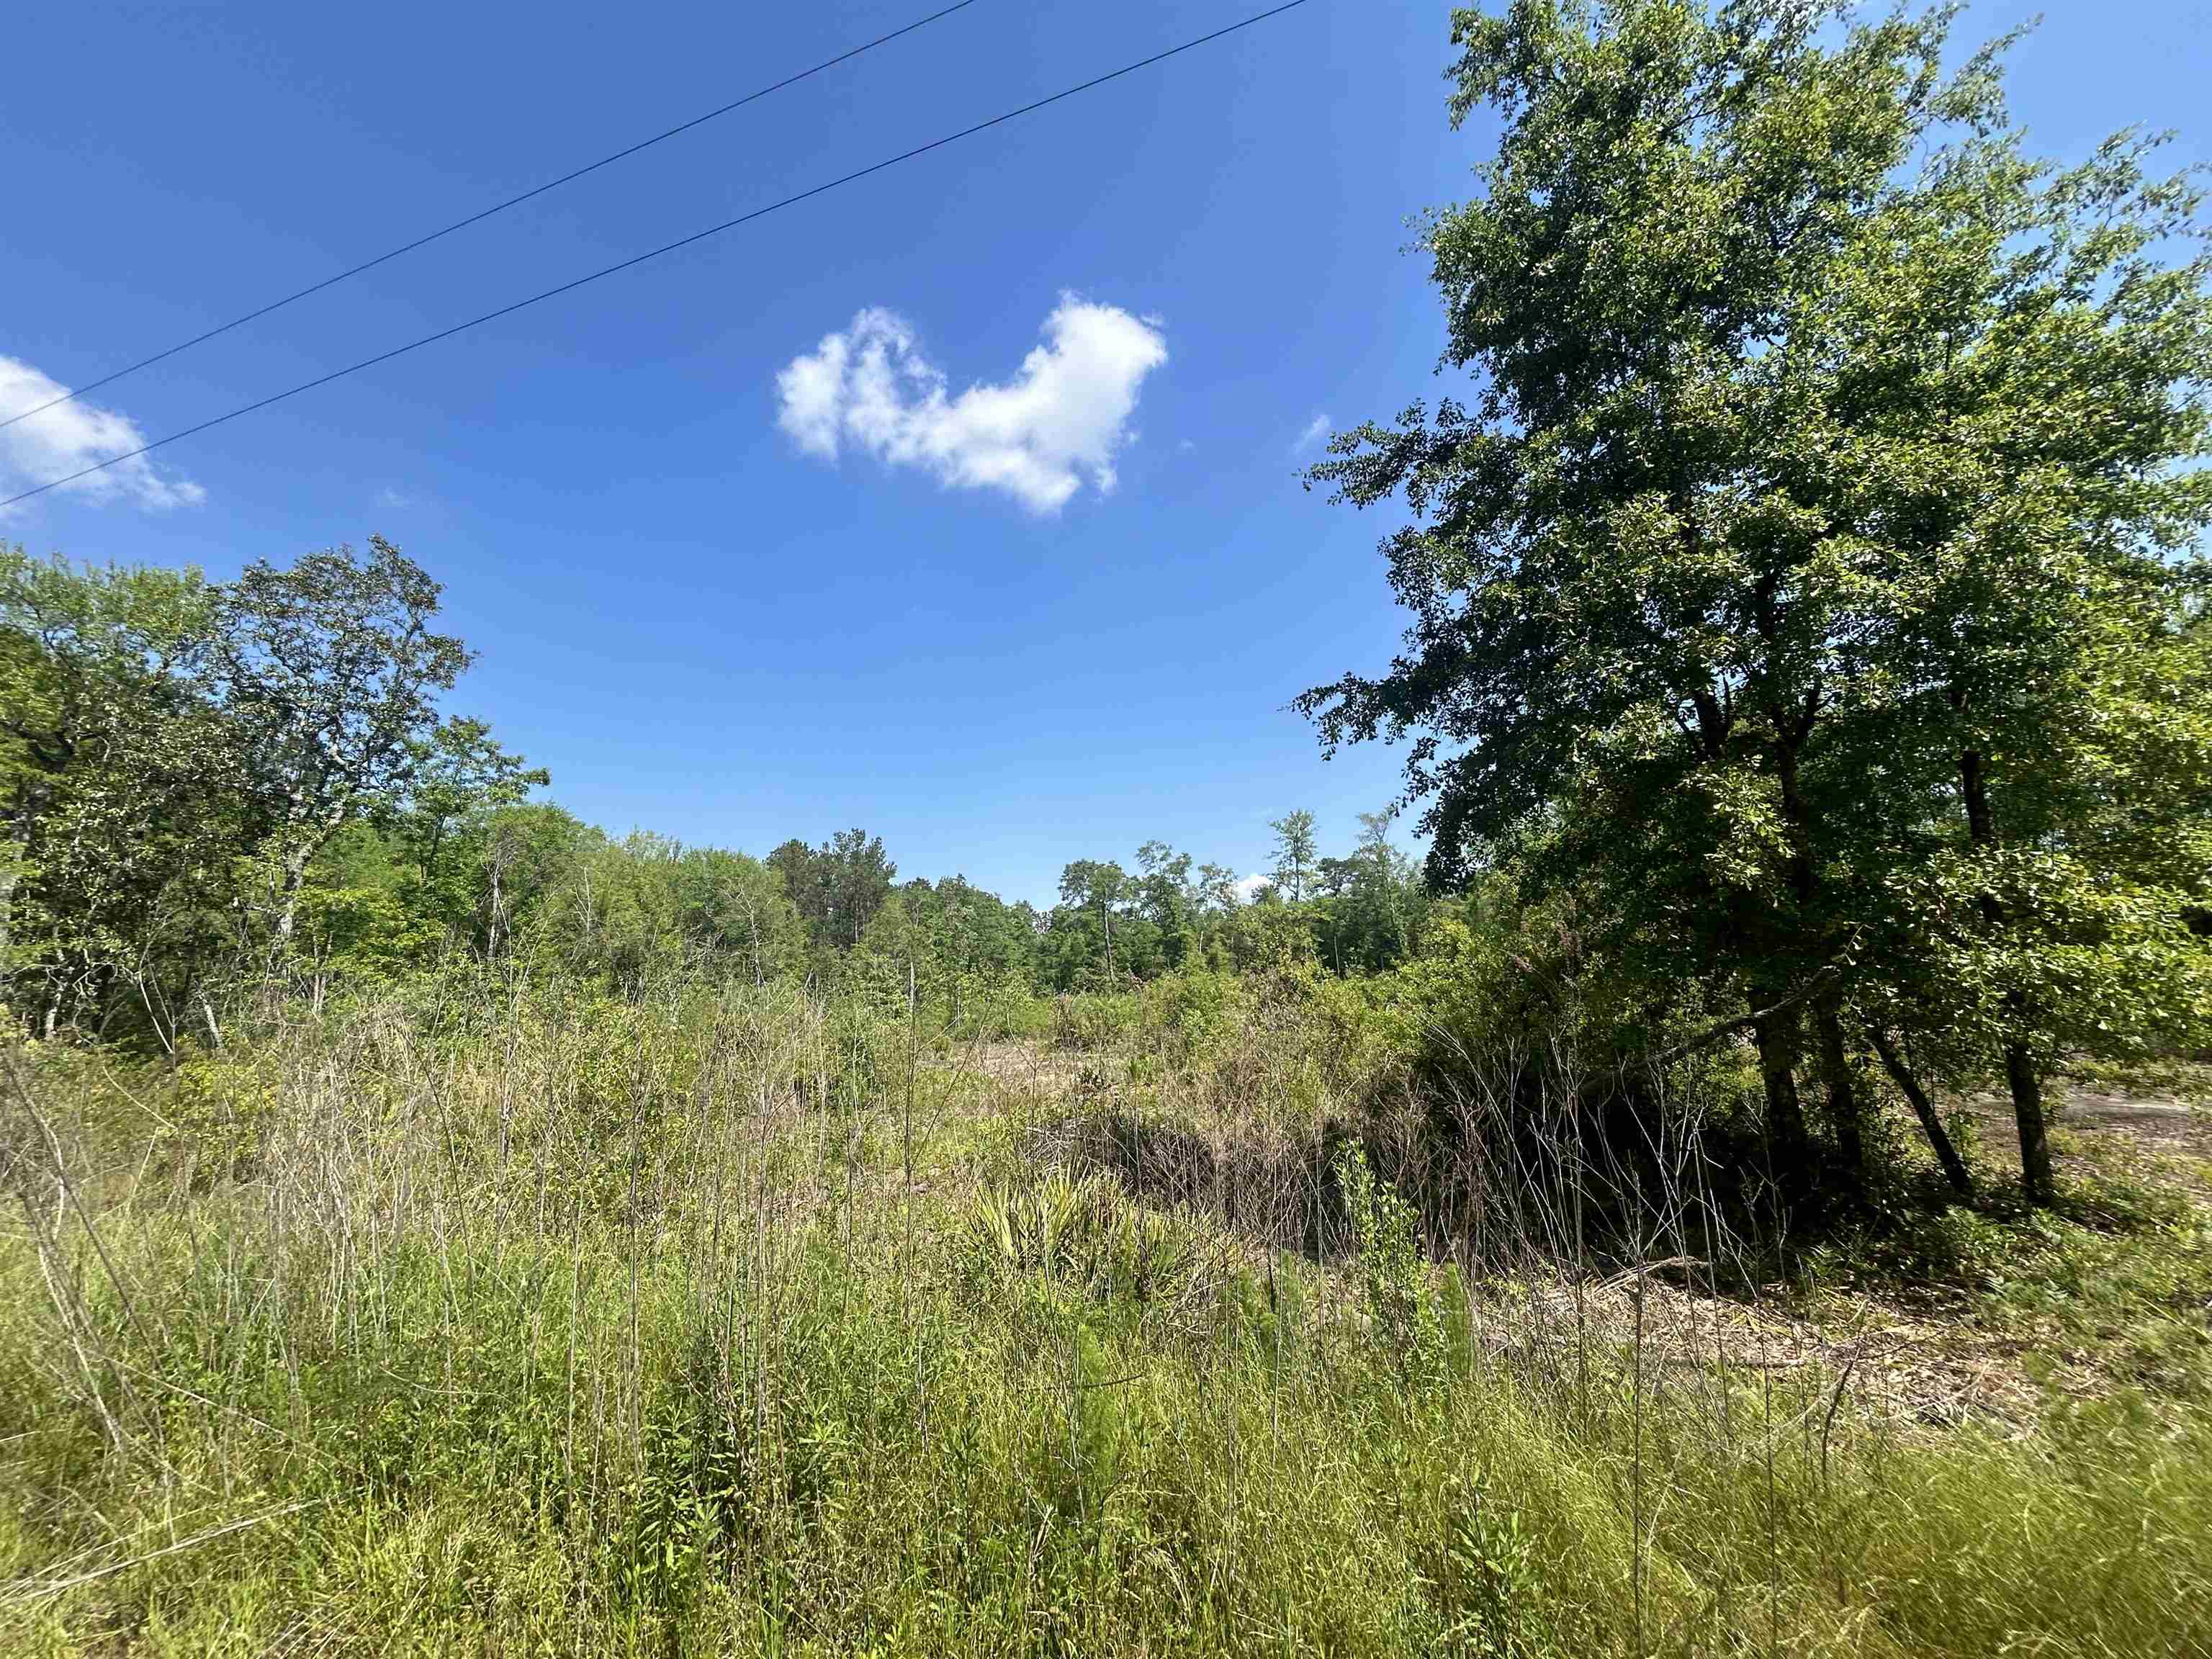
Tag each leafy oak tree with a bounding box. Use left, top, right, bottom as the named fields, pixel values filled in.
left=212, top=536, right=480, bottom=956
left=1, top=550, right=246, bottom=1042
left=1301, top=0, right=2212, bottom=1205
left=4, top=537, right=544, bottom=1040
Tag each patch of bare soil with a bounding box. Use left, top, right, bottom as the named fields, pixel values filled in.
left=1484, top=1271, right=2051, bottom=1431
left=955, top=1038, right=1089, bottom=1100
left=2059, top=1087, right=2210, bottom=1147
left=1961, top=1067, right=2212, bottom=1172
left=945, top=1038, right=2212, bottom=1431
left=1509, top=1074, right=2212, bottom=1430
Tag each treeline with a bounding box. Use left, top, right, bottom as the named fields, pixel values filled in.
left=1, top=538, right=541, bottom=1048
left=1040, top=811, right=1429, bottom=986
left=1, top=537, right=1427, bottom=1046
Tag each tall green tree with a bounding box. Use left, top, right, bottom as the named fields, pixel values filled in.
left=1799, top=112, right=2212, bottom=1202
left=766, top=838, right=829, bottom=945
left=1, top=549, right=244, bottom=1042
left=677, top=847, right=804, bottom=985
left=1056, top=858, right=1132, bottom=984
left=1300, top=0, right=2211, bottom=1205
left=477, top=803, right=593, bottom=963
left=1327, top=811, right=1429, bottom=974
left=1267, top=810, right=1319, bottom=903
left=212, top=536, right=480, bottom=956
left=770, top=830, right=896, bottom=956
left=4, top=537, right=542, bottom=1038
left=821, top=828, right=896, bottom=950
left=1135, top=840, right=1197, bottom=966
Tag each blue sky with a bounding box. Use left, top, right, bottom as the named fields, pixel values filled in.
left=4, top=1, right=2207, bottom=906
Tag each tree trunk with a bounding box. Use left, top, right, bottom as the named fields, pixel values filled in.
left=2006, top=1043, right=2054, bottom=1208
left=1959, top=739, right=2054, bottom=1208
left=1753, top=1010, right=1812, bottom=1208
left=1869, top=1027, right=1971, bottom=1200
left=1, top=791, right=47, bottom=1000
left=485, top=855, right=505, bottom=962
left=0, top=818, right=24, bottom=974
left=1812, top=994, right=1865, bottom=1193
left=273, top=832, right=325, bottom=947
left=1760, top=689, right=1862, bottom=1206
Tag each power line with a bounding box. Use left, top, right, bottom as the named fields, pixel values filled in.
left=0, top=0, right=980, bottom=433
left=1, top=0, right=1315, bottom=511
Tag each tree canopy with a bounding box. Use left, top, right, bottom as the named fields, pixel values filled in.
left=1300, top=0, right=2212, bottom=1205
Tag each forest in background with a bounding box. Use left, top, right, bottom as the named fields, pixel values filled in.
left=0, top=529, right=1428, bottom=1029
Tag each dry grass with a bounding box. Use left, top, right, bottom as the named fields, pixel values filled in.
left=0, top=974, right=2207, bottom=1655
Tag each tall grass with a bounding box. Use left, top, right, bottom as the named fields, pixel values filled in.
left=1, top=971, right=2207, bottom=1655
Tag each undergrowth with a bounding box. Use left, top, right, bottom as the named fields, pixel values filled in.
left=1, top=976, right=2208, bottom=1656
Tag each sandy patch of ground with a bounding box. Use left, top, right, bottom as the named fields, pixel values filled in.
left=940, top=1038, right=2212, bottom=1431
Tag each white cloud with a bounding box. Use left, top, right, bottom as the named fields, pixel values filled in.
left=1235, top=873, right=1274, bottom=902
left=0, top=354, right=204, bottom=516
left=377, top=486, right=415, bottom=510
left=775, top=296, right=1168, bottom=514
left=1292, top=413, right=1331, bottom=454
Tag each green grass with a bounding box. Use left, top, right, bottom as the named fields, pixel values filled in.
left=3, top=981, right=2210, bottom=1656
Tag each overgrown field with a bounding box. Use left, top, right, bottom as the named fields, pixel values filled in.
left=3, top=971, right=2209, bottom=1657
